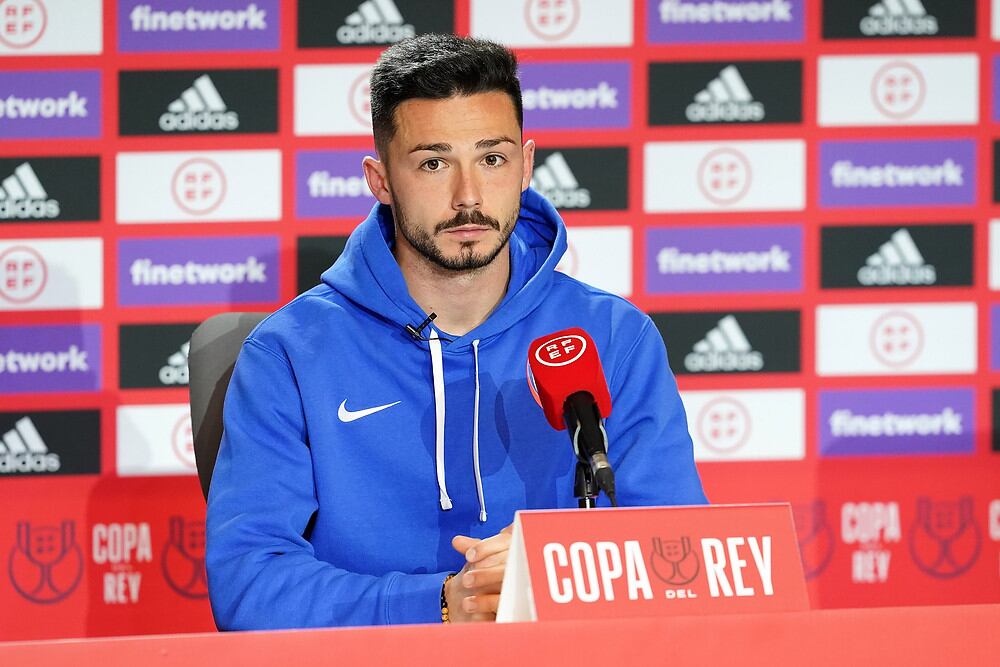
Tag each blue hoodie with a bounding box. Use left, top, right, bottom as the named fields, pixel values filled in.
left=206, top=188, right=706, bottom=630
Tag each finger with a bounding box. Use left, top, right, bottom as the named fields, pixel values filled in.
left=463, top=593, right=501, bottom=615
left=452, top=534, right=480, bottom=556
left=461, top=564, right=506, bottom=591
left=472, top=549, right=508, bottom=569
left=467, top=612, right=497, bottom=623
left=465, top=531, right=511, bottom=562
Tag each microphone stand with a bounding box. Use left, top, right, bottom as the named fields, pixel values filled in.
left=574, top=461, right=600, bottom=509
left=564, top=392, right=617, bottom=509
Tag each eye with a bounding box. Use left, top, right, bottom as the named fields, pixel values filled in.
left=421, top=158, right=444, bottom=172
left=483, top=154, right=507, bottom=168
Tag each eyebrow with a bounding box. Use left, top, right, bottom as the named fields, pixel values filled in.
left=408, top=136, right=517, bottom=154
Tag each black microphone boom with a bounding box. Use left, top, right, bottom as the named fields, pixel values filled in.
left=563, top=391, right=617, bottom=507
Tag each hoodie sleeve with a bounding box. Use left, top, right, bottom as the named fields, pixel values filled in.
left=603, top=318, right=708, bottom=507
left=206, top=338, right=447, bottom=629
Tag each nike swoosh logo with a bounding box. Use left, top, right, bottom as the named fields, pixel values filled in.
left=338, top=399, right=401, bottom=423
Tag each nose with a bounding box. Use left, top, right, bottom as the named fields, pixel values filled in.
left=451, top=166, right=482, bottom=211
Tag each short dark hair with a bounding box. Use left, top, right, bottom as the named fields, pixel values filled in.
left=370, top=33, right=523, bottom=155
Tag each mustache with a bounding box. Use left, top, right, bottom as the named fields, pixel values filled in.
left=434, top=209, right=501, bottom=234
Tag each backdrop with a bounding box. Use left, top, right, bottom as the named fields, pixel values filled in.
left=0, top=0, right=998, bottom=640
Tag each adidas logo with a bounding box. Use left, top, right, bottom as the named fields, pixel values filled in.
left=861, top=0, right=938, bottom=36
left=686, top=66, right=764, bottom=123
left=158, top=342, right=190, bottom=386
left=531, top=152, right=591, bottom=209
left=684, top=315, right=763, bottom=372
left=158, top=75, right=239, bottom=132
left=337, top=0, right=415, bottom=45
left=857, top=228, right=936, bottom=286
left=0, top=417, right=60, bottom=474
left=0, top=162, right=59, bottom=220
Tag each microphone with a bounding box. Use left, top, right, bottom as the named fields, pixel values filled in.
left=527, top=327, right=617, bottom=506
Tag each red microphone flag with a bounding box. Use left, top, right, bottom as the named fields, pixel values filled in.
left=527, top=327, right=612, bottom=430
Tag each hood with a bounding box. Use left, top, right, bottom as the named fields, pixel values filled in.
left=321, top=187, right=566, bottom=351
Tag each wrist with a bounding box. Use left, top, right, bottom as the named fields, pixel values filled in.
left=441, top=573, right=456, bottom=623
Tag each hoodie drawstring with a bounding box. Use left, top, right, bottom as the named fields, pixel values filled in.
left=428, top=332, right=487, bottom=522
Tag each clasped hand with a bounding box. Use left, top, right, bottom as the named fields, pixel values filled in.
left=444, top=524, right=513, bottom=623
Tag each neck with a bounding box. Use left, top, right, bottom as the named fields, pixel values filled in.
left=395, top=242, right=511, bottom=338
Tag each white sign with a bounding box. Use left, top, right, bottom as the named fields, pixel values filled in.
left=0, top=237, right=102, bottom=311
left=681, top=389, right=805, bottom=462
left=116, top=404, right=197, bottom=477
left=471, top=0, right=632, bottom=47
left=295, top=64, right=375, bottom=136
left=557, top=225, right=631, bottom=297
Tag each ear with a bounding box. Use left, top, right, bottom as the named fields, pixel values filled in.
left=362, top=155, right=393, bottom=205
left=520, top=138, right=535, bottom=192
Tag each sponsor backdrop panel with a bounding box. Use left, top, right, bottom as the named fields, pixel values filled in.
left=0, top=0, right=998, bottom=641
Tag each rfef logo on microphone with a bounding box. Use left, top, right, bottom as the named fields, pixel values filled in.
left=648, top=60, right=802, bottom=126
left=821, top=224, right=973, bottom=289
left=822, top=0, right=975, bottom=39
left=0, top=157, right=99, bottom=223
left=118, top=236, right=279, bottom=306
left=534, top=334, right=587, bottom=367
left=471, top=0, right=633, bottom=47
left=0, top=410, right=100, bottom=476
left=820, top=139, right=975, bottom=209
left=519, top=62, right=631, bottom=130
left=650, top=310, right=800, bottom=375
left=0, top=0, right=103, bottom=55
left=820, top=387, right=974, bottom=457
left=298, top=0, right=453, bottom=48
left=0, top=70, right=100, bottom=139
left=0, top=324, right=101, bottom=394
left=296, top=150, right=375, bottom=219
left=119, top=69, right=278, bottom=136
left=647, top=0, right=804, bottom=44
left=117, top=0, right=280, bottom=52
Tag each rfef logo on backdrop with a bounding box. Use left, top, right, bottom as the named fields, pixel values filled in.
left=118, top=236, right=279, bottom=306
left=119, top=323, right=198, bottom=389
left=0, top=324, right=100, bottom=394
left=519, top=62, right=631, bottom=130
left=651, top=310, right=800, bottom=375
left=647, top=0, right=804, bottom=43
left=648, top=60, right=802, bottom=125
left=8, top=520, right=84, bottom=603
left=0, top=238, right=102, bottom=311
left=298, top=0, right=453, bottom=48
left=294, top=63, right=374, bottom=136
left=818, top=54, right=978, bottom=126
left=645, top=140, right=805, bottom=213
left=116, top=404, right=196, bottom=476
left=0, top=410, right=100, bottom=476
left=821, top=224, right=973, bottom=289
left=647, top=224, right=802, bottom=294
left=816, top=302, right=976, bottom=376
left=820, top=139, right=975, bottom=209
left=819, top=388, right=974, bottom=457
left=0, top=70, right=99, bottom=138
left=296, top=150, right=374, bottom=219
left=119, top=69, right=278, bottom=135
left=909, top=497, right=980, bottom=579
left=822, top=0, right=975, bottom=39
left=117, top=0, right=280, bottom=52
left=297, top=235, right=348, bottom=294
left=117, top=150, right=281, bottom=223
left=0, top=0, right=102, bottom=55
left=471, top=0, right=633, bottom=47
left=0, top=157, right=99, bottom=222
left=531, top=147, right=628, bottom=210
left=557, top=226, right=632, bottom=297
left=680, top=389, right=805, bottom=461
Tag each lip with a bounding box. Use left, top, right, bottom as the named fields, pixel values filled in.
left=442, top=225, right=493, bottom=238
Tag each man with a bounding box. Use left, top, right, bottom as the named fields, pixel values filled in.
left=206, top=33, right=706, bottom=630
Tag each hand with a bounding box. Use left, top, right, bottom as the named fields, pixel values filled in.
left=444, top=524, right=513, bottom=623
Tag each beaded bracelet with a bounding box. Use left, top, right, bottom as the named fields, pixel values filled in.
left=441, top=573, right=456, bottom=623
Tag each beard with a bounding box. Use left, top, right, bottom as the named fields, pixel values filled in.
left=393, top=202, right=519, bottom=272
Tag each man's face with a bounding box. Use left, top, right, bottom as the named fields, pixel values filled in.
left=365, top=91, right=534, bottom=272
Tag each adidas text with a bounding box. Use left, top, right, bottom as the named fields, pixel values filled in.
left=685, top=349, right=763, bottom=372
left=0, top=453, right=60, bottom=474
left=829, top=408, right=962, bottom=437
left=129, top=4, right=268, bottom=32
left=337, top=23, right=414, bottom=44
left=857, top=264, right=936, bottom=286
left=159, top=343, right=189, bottom=385
left=659, top=0, right=792, bottom=24
left=522, top=83, right=618, bottom=111
left=0, top=346, right=89, bottom=374
left=658, top=246, right=790, bottom=275
left=830, top=159, right=963, bottom=188
left=0, top=198, right=59, bottom=219
left=686, top=100, right=764, bottom=122
left=860, top=16, right=937, bottom=37
left=536, top=186, right=591, bottom=208
left=159, top=110, right=238, bottom=132
left=0, top=92, right=87, bottom=119
left=129, top=257, right=267, bottom=286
